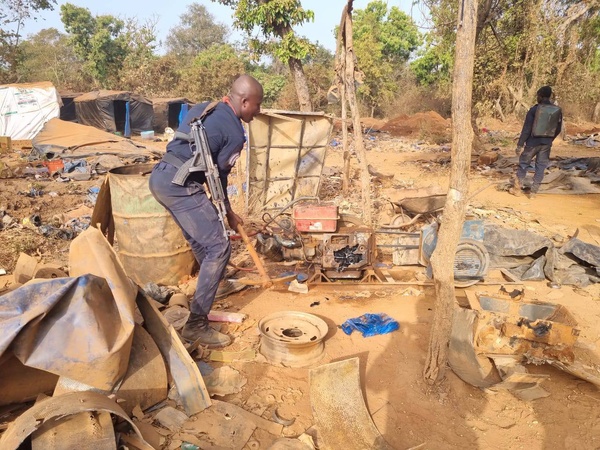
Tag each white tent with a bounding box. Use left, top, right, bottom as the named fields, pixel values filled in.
left=0, top=81, right=61, bottom=140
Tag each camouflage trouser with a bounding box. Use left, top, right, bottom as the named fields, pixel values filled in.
left=516, top=144, right=551, bottom=193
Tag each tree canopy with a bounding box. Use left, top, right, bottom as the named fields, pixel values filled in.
left=60, top=3, right=130, bottom=87
left=0, top=0, right=56, bottom=82
left=165, top=3, right=229, bottom=58
left=352, top=0, right=422, bottom=116
left=5, top=0, right=600, bottom=122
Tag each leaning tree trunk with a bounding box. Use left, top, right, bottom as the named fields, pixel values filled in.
left=423, top=0, right=478, bottom=385
left=334, top=5, right=351, bottom=192
left=341, top=0, right=372, bottom=225
left=288, top=57, right=312, bottom=112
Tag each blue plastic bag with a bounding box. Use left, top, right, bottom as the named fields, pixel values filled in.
left=341, top=313, right=400, bottom=338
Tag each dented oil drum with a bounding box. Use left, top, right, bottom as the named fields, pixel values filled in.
left=109, top=164, right=195, bottom=286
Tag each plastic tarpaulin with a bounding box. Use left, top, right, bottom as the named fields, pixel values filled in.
left=151, top=97, right=193, bottom=132
left=0, top=81, right=61, bottom=140
left=484, top=224, right=556, bottom=281
left=32, top=118, right=162, bottom=159
left=74, top=90, right=153, bottom=136
left=0, top=227, right=137, bottom=391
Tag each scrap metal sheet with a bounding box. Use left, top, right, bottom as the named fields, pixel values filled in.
left=309, top=357, right=393, bottom=450
left=246, top=110, right=333, bottom=213
left=0, top=391, right=153, bottom=450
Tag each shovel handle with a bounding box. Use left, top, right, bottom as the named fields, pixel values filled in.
left=236, top=224, right=272, bottom=288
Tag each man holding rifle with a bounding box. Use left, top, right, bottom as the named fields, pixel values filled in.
left=150, top=75, right=263, bottom=347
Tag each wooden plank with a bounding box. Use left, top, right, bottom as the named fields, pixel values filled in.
left=136, top=292, right=211, bottom=415
left=11, top=139, right=32, bottom=148
left=0, top=136, right=11, bottom=153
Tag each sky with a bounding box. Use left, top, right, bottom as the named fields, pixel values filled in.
left=22, top=0, right=430, bottom=53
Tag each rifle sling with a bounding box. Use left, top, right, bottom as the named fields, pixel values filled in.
left=161, top=101, right=220, bottom=186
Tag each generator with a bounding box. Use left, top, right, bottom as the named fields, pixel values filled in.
left=256, top=203, right=376, bottom=280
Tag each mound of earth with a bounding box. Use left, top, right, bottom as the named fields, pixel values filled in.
left=381, top=111, right=451, bottom=142
left=564, top=121, right=600, bottom=135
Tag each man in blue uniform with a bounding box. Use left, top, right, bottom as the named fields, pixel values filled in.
left=511, top=85, right=562, bottom=199
left=149, top=75, right=263, bottom=347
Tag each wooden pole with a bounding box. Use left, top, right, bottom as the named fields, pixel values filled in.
left=341, top=0, right=372, bottom=225
left=236, top=224, right=272, bottom=288
left=335, top=5, right=351, bottom=193
left=423, top=0, right=478, bottom=385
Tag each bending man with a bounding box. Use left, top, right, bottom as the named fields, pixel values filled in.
left=150, top=75, right=263, bottom=347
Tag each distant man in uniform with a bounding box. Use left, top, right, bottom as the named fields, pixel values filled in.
left=149, top=75, right=263, bottom=347
left=511, top=85, right=562, bottom=198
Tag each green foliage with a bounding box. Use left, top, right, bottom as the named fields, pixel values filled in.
left=410, top=40, right=453, bottom=86
left=0, top=0, right=56, bottom=82
left=580, top=13, right=600, bottom=72
left=352, top=0, right=422, bottom=116
left=119, top=19, right=175, bottom=96
left=165, top=3, right=229, bottom=58
left=178, top=43, right=246, bottom=101
left=417, top=0, right=600, bottom=119
left=354, top=1, right=421, bottom=62
left=249, top=69, right=287, bottom=106
left=214, top=0, right=315, bottom=63
left=60, top=3, right=130, bottom=87
left=17, top=28, right=89, bottom=89
left=409, top=0, right=456, bottom=87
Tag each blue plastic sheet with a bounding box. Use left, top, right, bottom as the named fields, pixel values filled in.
left=341, top=313, right=400, bottom=338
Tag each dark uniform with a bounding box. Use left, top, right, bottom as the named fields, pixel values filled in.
left=149, top=101, right=245, bottom=316
left=516, top=99, right=563, bottom=194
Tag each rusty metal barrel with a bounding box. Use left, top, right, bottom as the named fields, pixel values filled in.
left=109, top=164, right=195, bottom=286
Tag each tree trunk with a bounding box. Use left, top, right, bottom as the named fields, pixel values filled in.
left=593, top=102, right=600, bottom=123
left=423, top=0, right=478, bottom=385
left=288, top=57, right=312, bottom=112
left=469, top=0, right=494, bottom=153
left=335, top=5, right=351, bottom=193
left=342, top=1, right=372, bottom=225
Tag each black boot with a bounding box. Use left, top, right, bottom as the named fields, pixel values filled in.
left=181, top=313, right=231, bottom=348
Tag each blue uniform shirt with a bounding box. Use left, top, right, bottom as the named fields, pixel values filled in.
left=166, top=101, right=246, bottom=208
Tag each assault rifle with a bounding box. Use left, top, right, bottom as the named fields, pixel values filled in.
left=169, top=103, right=229, bottom=239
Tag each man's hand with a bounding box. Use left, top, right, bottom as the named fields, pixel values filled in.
left=515, top=146, right=523, bottom=156
left=226, top=209, right=244, bottom=232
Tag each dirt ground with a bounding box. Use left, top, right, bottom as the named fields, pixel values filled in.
left=1, top=117, right=600, bottom=450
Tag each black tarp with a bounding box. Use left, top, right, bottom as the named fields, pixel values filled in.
left=74, top=90, right=153, bottom=136
left=59, top=92, right=81, bottom=122
left=151, top=97, right=193, bottom=132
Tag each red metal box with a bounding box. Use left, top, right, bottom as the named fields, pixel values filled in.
left=293, top=205, right=339, bottom=232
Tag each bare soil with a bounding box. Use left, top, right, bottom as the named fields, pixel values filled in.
left=1, top=122, right=600, bottom=450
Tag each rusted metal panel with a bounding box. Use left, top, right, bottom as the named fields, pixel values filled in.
left=246, top=110, right=334, bottom=213
left=0, top=391, right=153, bottom=450
left=309, top=358, right=393, bottom=450
left=136, top=292, right=211, bottom=415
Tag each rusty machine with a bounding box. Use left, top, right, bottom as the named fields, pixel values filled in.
left=256, top=202, right=378, bottom=282
left=255, top=198, right=491, bottom=285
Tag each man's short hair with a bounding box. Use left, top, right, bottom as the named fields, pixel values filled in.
left=537, top=86, right=552, bottom=98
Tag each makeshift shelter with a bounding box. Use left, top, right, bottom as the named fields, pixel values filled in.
left=151, top=97, right=193, bottom=133
left=74, top=90, right=153, bottom=137
left=59, top=91, right=82, bottom=122
left=32, top=118, right=162, bottom=160
left=0, top=81, right=61, bottom=140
